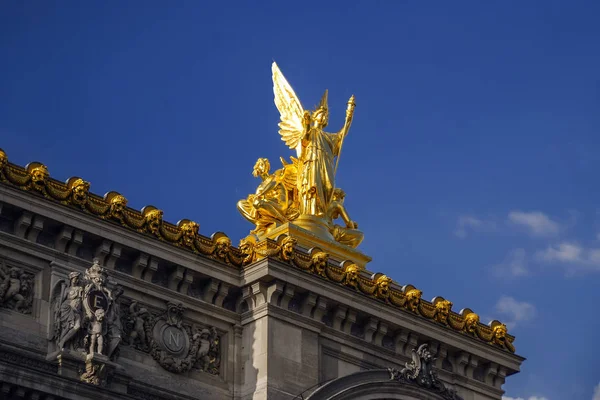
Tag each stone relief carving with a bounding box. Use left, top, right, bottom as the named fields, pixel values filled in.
left=389, top=344, right=463, bottom=400
left=51, top=259, right=124, bottom=386
left=0, top=262, right=34, bottom=314
left=121, top=300, right=221, bottom=375
left=125, top=301, right=150, bottom=351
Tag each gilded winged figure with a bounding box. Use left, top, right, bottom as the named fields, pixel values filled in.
left=237, top=63, right=363, bottom=248
left=272, top=62, right=355, bottom=217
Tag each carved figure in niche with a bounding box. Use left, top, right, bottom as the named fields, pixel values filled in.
left=237, top=157, right=300, bottom=236
left=0, top=265, right=32, bottom=313
left=326, top=188, right=363, bottom=248
left=194, top=327, right=219, bottom=373
left=56, top=272, right=84, bottom=349
left=127, top=301, right=149, bottom=349
left=88, top=308, right=107, bottom=355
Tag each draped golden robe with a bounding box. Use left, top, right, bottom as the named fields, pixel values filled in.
left=298, top=127, right=343, bottom=217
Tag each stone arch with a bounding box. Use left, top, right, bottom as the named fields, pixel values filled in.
left=305, top=369, right=459, bottom=400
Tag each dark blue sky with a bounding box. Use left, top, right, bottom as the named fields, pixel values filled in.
left=2, top=2, right=599, bottom=399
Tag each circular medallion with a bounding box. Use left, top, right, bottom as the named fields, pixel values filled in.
left=163, top=326, right=186, bottom=353
left=86, top=289, right=108, bottom=312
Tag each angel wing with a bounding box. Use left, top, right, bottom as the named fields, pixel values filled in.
left=278, top=156, right=300, bottom=192
left=272, top=62, right=305, bottom=156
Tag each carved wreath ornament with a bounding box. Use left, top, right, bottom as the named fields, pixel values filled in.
left=122, top=301, right=221, bottom=375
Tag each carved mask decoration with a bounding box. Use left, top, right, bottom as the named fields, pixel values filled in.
left=179, top=220, right=199, bottom=247
left=68, top=177, right=90, bottom=206
left=311, top=251, right=328, bottom=276
left=280, top=236, right=296, bottom=261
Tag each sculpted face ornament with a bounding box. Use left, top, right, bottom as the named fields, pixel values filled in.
left=280, top=236, right=297, bottom=261
left=493, top=323, right=507, bottom=343
left=374, top=274, right=392, bottom=300
left=405, top=288, right=423, bottom=313
left=178, top=220, right=199, bottom=248
left=434, top=299, right=453, bottom=324
left=103, top=191, right=128, bottom=221
left=488, top=321, right=515, bottom=352
left=343, top=263, right=361, bottom=289
left=68, top=177, right=90, bottom=206
left=111, top=195, right=127, bottom=217
left=238, top=236, right=256, bottom=265
left=142, top=206, right=163, bottom=236
left=311, top=251, right=329, bottom=277
left=464, top=312, right=480, bottom=334
left=27, top=162, right=49, bottom=191
left=215, top=236, right=232, bottom=260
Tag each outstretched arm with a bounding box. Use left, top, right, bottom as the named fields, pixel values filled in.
left=330, top=202, right=358, bottom=229
left=339, top=95, right=355, bottom=139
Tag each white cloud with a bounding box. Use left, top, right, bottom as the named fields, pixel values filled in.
left=502, top=397, right=549, bottom=400
left=492, top=248, right=529, bottom=277
left=593, top=382, right=600, bottom=400
left=454, top=215, right=496, bottom=238
left=535, top=242, right=600, bottom=275
left=508, top=211, right=560, bottom=237
left=495, top=296, right=536, bottom=329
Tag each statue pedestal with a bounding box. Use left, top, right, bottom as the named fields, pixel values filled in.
left=262, top=221, right=372, bottom=268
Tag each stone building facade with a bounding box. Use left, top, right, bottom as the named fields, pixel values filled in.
left=0, top=150, right=524, bottom=399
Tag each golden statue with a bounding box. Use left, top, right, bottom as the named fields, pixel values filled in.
left=237, top=62, right=363, bottom=248
left=236, top=157, right=300, bottom=235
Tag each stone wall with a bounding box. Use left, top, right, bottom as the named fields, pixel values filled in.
left=0, top=183, right=523, bottom=400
